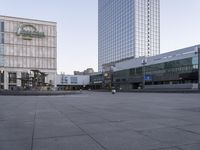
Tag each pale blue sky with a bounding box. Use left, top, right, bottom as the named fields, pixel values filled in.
left=1, top=0, right=200, bottom=74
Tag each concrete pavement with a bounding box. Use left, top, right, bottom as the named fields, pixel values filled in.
left=0, top=92, right=200, bottom=150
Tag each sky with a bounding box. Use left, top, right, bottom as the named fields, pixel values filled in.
left=1, top=0, right=200, bottom=74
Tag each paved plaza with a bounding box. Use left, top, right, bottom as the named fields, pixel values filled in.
left=0, top=92, right=200, bottom=150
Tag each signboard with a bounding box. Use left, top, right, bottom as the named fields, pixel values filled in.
left=60, top=75, right=68, bottom=84
left=16, top=24, right=45, bottom=40
left=192, top=56, right=198, bottom=65
left=144, top=75, right=153, bottom=81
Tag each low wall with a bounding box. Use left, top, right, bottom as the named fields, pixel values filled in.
left=145, top=83, right=198, bottom=89
left=0, top=90, right=81, bottom=96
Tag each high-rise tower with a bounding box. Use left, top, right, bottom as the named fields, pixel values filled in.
left=98, top=0, right=160, bottom=71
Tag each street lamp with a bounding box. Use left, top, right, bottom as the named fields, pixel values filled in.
left=141, top=58, right=147, bottom=89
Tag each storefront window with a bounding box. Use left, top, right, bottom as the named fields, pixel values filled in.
left=136, top=67, right=142, bottom=75
left=9, top=72, right=17, bottom=84
left=0, top=71, right=4, bottom=83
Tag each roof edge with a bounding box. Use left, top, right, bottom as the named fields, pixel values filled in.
left=0, top=15, right=57, bottom=24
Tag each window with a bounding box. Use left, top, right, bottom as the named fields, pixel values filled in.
left=9, top=72, right=17, bottom=84
left=136, top=67, right=143, bottom=75
left=0, top=33, right=4, bottom=44
left=70, top=77, right=78, bottom=84
left=0, top=71, right=4, bottom=83
left=0, top=21, right=4, bottom=32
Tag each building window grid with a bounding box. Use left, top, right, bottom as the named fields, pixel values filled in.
left=99, top=0, right=159, bottom=70
left=1, top=20, right=56, bottom=69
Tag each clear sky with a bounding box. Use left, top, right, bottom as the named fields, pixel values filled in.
left=1, top=0, right=200, bottom=74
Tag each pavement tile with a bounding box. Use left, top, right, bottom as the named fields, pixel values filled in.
left=150, top=147, right=180, bottom=150
left=110, top=119, right=166, bottom=131
left=67, top=114, right=108, bottom=125
left=36, top=111, right=64, bottom=121
left=33, top=135, right=104, bottom=150
left=155, top=118, right=192, bottom=127
left=80, top=122, right=123, bottom=134
left=34, top=120, right=84, bottom=139
left=90, top=130, right=166, bottom=150
left=179, top=143, right=200, bottom=150
left=0, top=140, right=31, bottom=150
left=0, top=120, right=33, bottom=141
left=140, top=127, right=200, bottom=146
left=177, top=125, right=200, bottom=135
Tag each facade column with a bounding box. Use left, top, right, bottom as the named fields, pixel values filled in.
left=4, top=71, right=8, bottom=90
left=17, top=72, right=21, bottom=87
left=54, top=73, right=57, bottom=88
left=45, top=74, right=49, bottom=85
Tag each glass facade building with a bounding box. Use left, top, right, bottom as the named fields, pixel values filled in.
left=98, top=0, right=160, bottom=71
left=91, top=45, right=200, bottom=90
left=111, top=45, right=199, bottom=90
left=113, top=56, right=199, bottom=89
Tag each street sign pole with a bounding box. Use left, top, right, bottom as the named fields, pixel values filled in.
left=142, top=59, right=147, bottom=89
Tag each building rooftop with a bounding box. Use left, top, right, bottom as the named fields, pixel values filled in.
left=0, top=15, right=56, bottom=24
left=106, top=45, right=200, bottom=72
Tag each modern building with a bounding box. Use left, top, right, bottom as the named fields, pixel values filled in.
left=98, top=0, right=160, bottom=71
left=56, top=74, right=90, bottom=90
left=113, top=45, right=200, bottom=90
left=90, top=72, right=103, bottom=89
left=74, top=68, right=95, bottom=75
left=92, top=45, right=200, bottom=90
left=0, top=15, right=57, bottom=90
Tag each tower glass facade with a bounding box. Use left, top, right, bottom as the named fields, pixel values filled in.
left=98, top=0, right=160, bottom=71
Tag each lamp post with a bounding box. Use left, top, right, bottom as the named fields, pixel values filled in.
left=142, top=58, right=147, bottom=89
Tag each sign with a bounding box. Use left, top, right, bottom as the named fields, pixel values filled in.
left=16, top=24, right=45, bottom=40
left=144, top=75, right=153, bottom=81
left=192, top=56, right=198, bottom=65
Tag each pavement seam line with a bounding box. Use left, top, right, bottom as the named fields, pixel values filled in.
left=48, top=101, right=108, bottom=150
left=69, top=104, right=112, bottom=123
left=30, top=101, right=38, bottom=150
left=33, top=133, right=87, bottom=140
left=173, top=126, right=200, bottom=136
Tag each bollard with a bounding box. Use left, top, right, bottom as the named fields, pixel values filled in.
left=112, top=89, right=116, bottom=94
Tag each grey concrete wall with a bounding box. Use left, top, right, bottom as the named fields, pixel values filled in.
left=145, top=83, right=198, bottom=89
